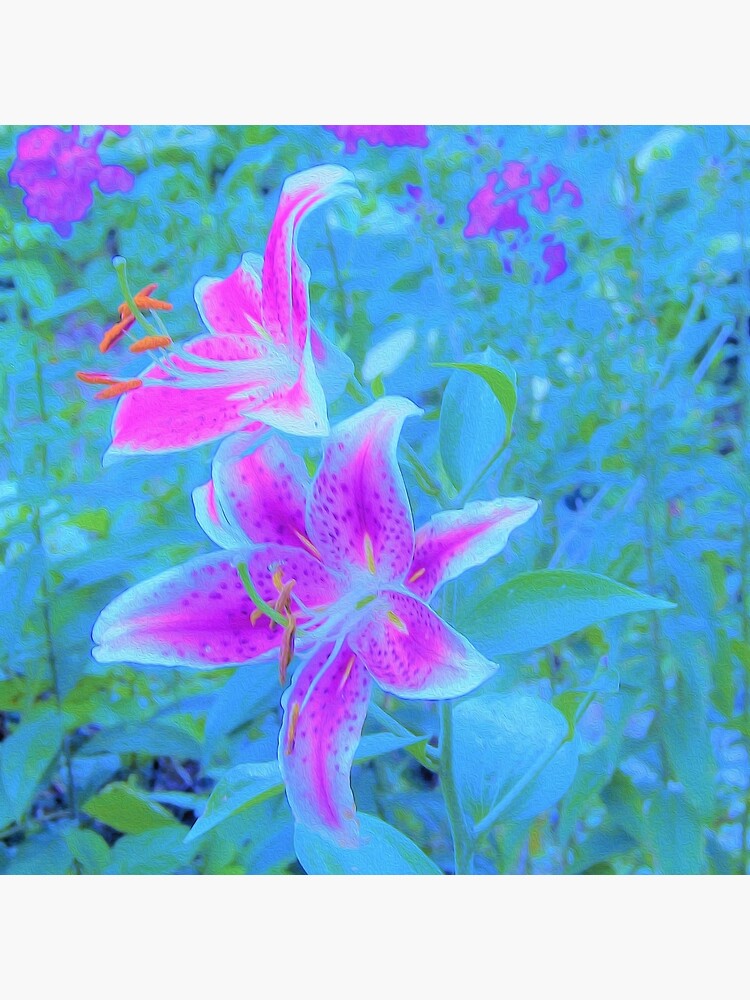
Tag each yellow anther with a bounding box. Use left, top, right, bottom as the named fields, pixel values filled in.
left=407, top=566, right=426, bottom=584
left=338, top=655, right=356, bottom=693
left=364, top=533, right=376, bottom=575
left=293, top=530, right=323, bottom=561
left=387, top=610, right=409, bottom=634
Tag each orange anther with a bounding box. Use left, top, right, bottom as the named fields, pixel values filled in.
left=118, top=284, right=158, bottom=319
left=407, top=566, right=426, bottom=584
left=134, top=295, right=173, bottom=313
left=129, top=335, right=172, bottom=353
left=76, top=371, right=117, bottom=386
left=285, top=702, right=301, bottom=755
left=99, top=315, right=135, bottom=353
left=94, top=378, right=143, bottom=400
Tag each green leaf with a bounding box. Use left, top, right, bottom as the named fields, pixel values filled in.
left=187, top=732, right=425, bottom=843
left=64, top=827, right=111, bottom=874
left=0, top=705, right=63, bottom=830
left=452, top=693, right=579, bottom=829
left=390, top=267, right=432, bottom=293
left=457, top=570, right=675, bottom=657
left=82, top=782, right=183, bottom=835
left=294, top=813, right=442, bottom=875
left=184, top=762, right=283, bottom=843
left=106, top=827, right=197, bottom=875
left=435, top=352, right=517, bottom=446
left=648, top=788, right=705, bottom=874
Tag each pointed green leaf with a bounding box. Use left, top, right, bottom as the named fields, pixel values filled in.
left=458, top=570, right=675, bottom=656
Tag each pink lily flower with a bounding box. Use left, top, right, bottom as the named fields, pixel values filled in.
left=91, top=398, right=538, bottom=845
left=85, top=165, right=357, bottom=461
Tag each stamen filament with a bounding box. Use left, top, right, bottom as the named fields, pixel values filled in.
left=237, top=563, right=290, bottom=628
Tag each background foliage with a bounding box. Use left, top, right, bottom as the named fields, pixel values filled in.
left=0, top=125, right=747, bottom=874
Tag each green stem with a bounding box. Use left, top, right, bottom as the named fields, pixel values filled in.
left=30, top=337, right=77, bottom=819
left=112, top=256, right=162, bottom=339
left=439, top=701, right=475, bottom=874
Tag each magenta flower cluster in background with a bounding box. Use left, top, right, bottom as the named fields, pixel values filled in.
left=464, top=159, right=582, bottom=284
left=325, top=125, right=429, bottom=153
left=8, top=126, right=134, bottom=238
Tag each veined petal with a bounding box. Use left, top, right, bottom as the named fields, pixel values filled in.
left=407, top=498, right=539, bottom=600
left=92, top=551, right=278, bottom=669
left=192, top=479, right=246, bottom=550
left=311, top=328, right=355, bottom=402
left=104, top=334, right=271, bottom=460
left=241, top=335, right=329, bottom=437
left=350, top=591, right=497, bottom=699
left=306, top=396, right=422, bottom=582
left=262, top=165, right=357, bottom=354
left=279, top=643, right=371, bottom=846
left=208, top=435, right=311, bottom=548
left=93, top=545, right=343, bottom=669
left=194, top=252, right=265, bottom=339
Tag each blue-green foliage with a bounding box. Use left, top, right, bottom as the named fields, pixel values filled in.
left=0, top=125, right=748, bottom=874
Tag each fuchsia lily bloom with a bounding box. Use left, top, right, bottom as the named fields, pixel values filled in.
left=92, top=398, right=538, bottom=844
left=96, top=165, right=356, bottom=461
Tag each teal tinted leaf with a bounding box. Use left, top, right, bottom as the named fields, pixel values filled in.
left=390, top=267, right=432, bottom=293
left=452, top=693, right=579, bottom=829
left=64, top=827, right=111, bottom=874
left=663, top=675, right=714, bottom=818
left=0, top=705, right=63, bottom=829
left=294, top=813, right=441, bottom=875
left=80, top=718, right=202, bottom=759
left=184, top=762, right=282, bottom=843
left=648, top=787, right=705, bottom=874
left=438, top=368, right=505, bottom=492
left=106, top=827, right=197, bottom=875
left=187, top=733, right=425, bottom=843
left=82, top=782, right=183, bottom=835
left=458, top=570, right=675, bottom=657
left=436, top=351, right=517, bottom=445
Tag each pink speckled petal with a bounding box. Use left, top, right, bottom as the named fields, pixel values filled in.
left=194, top=252, right=265, bottom=339
left=104, top=334, right=274, bottom=460
left=92, top=551, right=278, bottom=669
left=209, top=435, right=311, bottom=548
left=306, top=396, right=422, bottom=583
left=350, top=591, right=496, bottom=699
left=262, top=165, right=357, bottom=354
left=279, top=643, right=371, bottom=846
left=92, top=545, right=343, bottom=669
left=406, top=498, right=539, bottom=601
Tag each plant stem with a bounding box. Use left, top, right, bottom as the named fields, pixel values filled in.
left=439, top=701, right=475, bottom=874
left=30, top=336, right=77, bottom=819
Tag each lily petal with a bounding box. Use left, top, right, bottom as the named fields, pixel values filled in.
left=241, top=335, right=329, bottom=437
left=194, top=251, right=265, bottom=338
left=279, top=642, right=371, bottom=846
left=208, top=435, right=311, bottom=548
left=192, top=479, right=246, bottom=550
left=350, top=591, right=496, bottom=699
left=407, top=498, right=539, bottom=600
left=306, top=396, right=422, bottom=582
left=262, top=165, right=357, bottom=354
left=104, top=334, right=271, bottom=460
left=92, top=551, right=278, bottom=668
left=93, top=545, right=343, bottom=669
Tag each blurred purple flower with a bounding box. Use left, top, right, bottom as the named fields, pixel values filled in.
left=8, top=125, right=134, bottom=238
left=465, top=157, right=582, bottom=284
left=325, top=125, right=428, bottom=154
